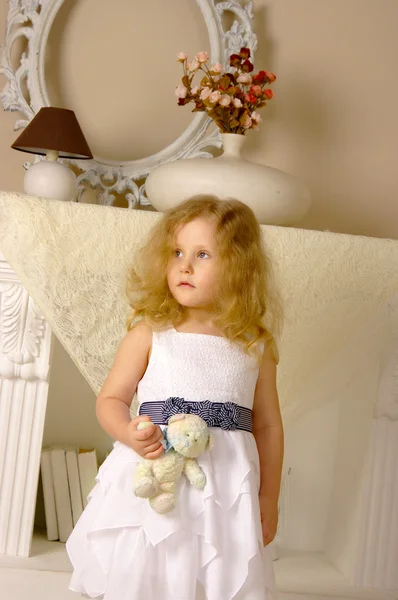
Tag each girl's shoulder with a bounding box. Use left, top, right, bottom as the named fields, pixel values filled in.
left=126, top=320, right=174, bottom=348
left=127, top=319, right=152, bottom=336
left=124, top=320, right=153, bottom=350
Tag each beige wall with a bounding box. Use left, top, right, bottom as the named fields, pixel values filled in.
left=247, top=0, right=398, bottom=240
left=1, top=1, right=398, bottom=461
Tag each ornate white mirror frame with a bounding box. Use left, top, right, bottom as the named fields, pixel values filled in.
left=1, top=0, right=257, bottom=207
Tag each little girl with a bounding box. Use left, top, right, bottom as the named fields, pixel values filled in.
left=66, top=196, right=284, bottom=600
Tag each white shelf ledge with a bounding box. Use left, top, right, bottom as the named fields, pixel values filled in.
left=0, top=531, right=71, bottom=572
left=274, top=548, right=397, bottom=600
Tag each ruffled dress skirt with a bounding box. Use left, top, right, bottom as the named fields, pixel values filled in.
left=66, top=428, right=276, bottom=600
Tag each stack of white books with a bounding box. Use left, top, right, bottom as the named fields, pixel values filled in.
left=40, top=446, right=98, bottom=542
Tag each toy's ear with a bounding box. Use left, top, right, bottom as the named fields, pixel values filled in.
left=207, top=432, right=215, bottom=451
left=168, top=414, right=186, bottom=424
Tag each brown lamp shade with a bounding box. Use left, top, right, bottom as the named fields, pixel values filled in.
left=11, top=107, right=93, bottom=159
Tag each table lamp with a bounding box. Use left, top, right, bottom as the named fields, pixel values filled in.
left=11, top=106, right=93, bottom=201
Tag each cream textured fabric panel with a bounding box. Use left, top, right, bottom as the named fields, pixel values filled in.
left=0, top=191, right=397, bottom=424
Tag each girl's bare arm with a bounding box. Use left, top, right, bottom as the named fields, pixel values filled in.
left=96, top=322, right=164, bottom=459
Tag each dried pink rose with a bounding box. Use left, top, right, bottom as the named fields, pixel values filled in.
left=219, top=94, right=232, bottom=107
left=209, top=90, right=221, bottom=103
left=176, top=52, right=188, bottom=62
left=241, top=114, right=253, bottom=129
left=200, top=87, right=212, bottom=100
left=175, top=83, right=188, bottom=99
left=195, top=51, right=209, bottom=63
left=187, top=59, right=200, bottom=72
left=210, top=63, right=223, bottom=74
left=237, top=73, right=252, bottom=85
left=233, top=98, right=242, bottom=108
left=251, top=111, right=262, bottom=123
left=191, top=86, right=199, bottom=95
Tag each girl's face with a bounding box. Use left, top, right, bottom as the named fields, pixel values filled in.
left=167, top=217, right=220, bottom=311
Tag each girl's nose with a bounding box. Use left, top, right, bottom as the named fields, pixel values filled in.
left=180, top=262, right=192, bottom=273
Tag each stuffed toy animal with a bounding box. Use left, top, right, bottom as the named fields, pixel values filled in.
left=133, top=414, right=214, bottom=514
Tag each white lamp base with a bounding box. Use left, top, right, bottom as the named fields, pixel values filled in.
left=24, top=159, right=76, bottom=202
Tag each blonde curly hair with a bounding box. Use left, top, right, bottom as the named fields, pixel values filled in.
left=127, top=195, right=282, bottom=361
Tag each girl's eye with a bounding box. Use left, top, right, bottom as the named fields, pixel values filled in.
left=198, top=251, right=209, bottom=259
left=175, top=250, right=182, bottom=257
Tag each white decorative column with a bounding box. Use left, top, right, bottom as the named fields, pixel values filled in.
left=0, top=253, right=52, bottom=557
left=354, top=339, right=398, bottom=591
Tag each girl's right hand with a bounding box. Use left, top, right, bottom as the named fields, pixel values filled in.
left=126, top=415, right=164, bottom=459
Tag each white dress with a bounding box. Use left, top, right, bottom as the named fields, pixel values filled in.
left=66, top=328, right=276, bottom=600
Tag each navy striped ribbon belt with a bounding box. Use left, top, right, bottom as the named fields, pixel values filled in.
left=139, top=397, right=252, bottom=432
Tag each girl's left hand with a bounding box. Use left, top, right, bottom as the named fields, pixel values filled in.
left=259, top=495, right=278, bottom=546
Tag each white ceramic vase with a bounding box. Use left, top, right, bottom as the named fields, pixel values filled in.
left=145, top=133, right=311, bottom=225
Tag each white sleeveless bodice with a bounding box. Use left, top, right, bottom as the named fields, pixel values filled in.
left=136, top=328, right=260, bottom=410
